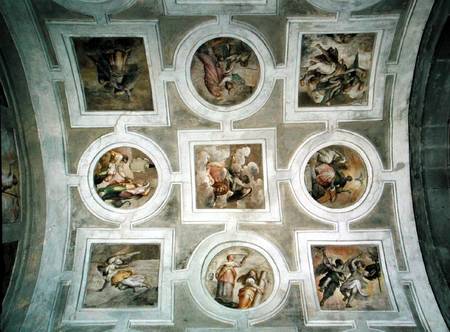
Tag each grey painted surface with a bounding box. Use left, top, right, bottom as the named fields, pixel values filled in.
left=409, top=0, right=450, bottom=327
left=0, top=12, right=47, bottom=332
left=0, top=0, right=448, bottom=331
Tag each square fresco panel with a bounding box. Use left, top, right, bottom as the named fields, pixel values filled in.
left=194, top=144, right=265, bottom=209
left=73, top=37, right=153, bottom=111
left=299, top=33, right=376, bottom=107
left=311, top=244, right=391, bottom=311
left=83, top=243, right=160, bottom=308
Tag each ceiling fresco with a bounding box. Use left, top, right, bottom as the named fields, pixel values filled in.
left=0, top=0, right=448, bottom=331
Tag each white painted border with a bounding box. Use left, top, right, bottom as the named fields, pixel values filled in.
left=304, top=0, right=383, bottom=13
left=77, top=131, right=172, bottom=224
left=296, top=30, right=381, bottom=112
left=47, top=22, right=169, bottom=127
left=284, top=16, right=398, bottom=122
left=178, top=127, right=281, bottom=223
left=163, top=0, right=277, bottom=15
left=173, top=16, right=278, bottom=122
left=190, top=139, right=269, bottom=213
left=176, top=0, right=267, bottom=5
left=53, top=0, right=137, bottom=23
left=289, top=130, right=383, bottom=224
left=185, top=230, right=291, bottom=328
left=296, top=231, right=415, bottom=327
left=186, top=34, right=265, bottom=113
left=62, top=228, right=174, bottom=325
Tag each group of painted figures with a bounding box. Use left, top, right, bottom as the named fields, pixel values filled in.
left=96, top=250, right=150, bottom=293
left=69, top=33, right=377, bottom=311
left=193, top=37, right=259, bottom=105
left=300, top=34, right=372, bottom=106
left=315, top=247, right=382, bottom=308
left=206, top=161, right=253, bottom=207
left=195, top=144, right=264, bottom=209
left=305, top=146, right=367, bottom=208
left=94, top=149, right=153, bottom=208
left=308, top=148, right=354, bottom=204
left=214, top=254, right=268, bottom=309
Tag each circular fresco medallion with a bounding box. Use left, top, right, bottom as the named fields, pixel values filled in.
left=93, top=147, right=158, bottom=209
left=304, top=145, right=368, bottom=209
left=204, top=245, right=274, bottom=309
left=191, top=37, right=261, bottom=107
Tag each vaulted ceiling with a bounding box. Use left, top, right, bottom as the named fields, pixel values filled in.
left=1, top=0, right=449, bottom=331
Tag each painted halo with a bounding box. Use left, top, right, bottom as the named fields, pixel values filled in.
left=93, top=147, right=158, bottom=209
left=304, top=145, right=368, bottom=209
left=190, top=37, right=261, bottom=107
left=204, top=245, right=274, bottom=310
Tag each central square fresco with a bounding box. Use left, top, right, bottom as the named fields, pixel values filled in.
left=194, top=143, right=265, bottom=209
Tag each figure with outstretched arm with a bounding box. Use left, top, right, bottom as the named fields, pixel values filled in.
left=215, top=254, right=247, bottom=305
left=315, top=250, right=346, bottom=307
left=340, top=254, right=369, bottom=308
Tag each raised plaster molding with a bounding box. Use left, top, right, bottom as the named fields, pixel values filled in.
left=284, top=15, right=397, bottom=123
left=77, top=131, right=172, bottom=224
left=288, top=129, right=383, bottom=224
left=53, top=0, right=137, bottom=22
left=304, top=0, right=383, bottom=13
left=172, top=16, right=279, bottom=123
left=62, top=228, right=174, bottom=325
left=163, top=0, right=277, bottom=15
left=177, top=127, right=281, bottom=223
left=296, top=231, right=415, bottom=328
left=47, top=21, right=169, bottom=127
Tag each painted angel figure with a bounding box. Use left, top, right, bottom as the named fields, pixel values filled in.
left=309, top=148, right=353, bottom=203
left=195, top=39, right=254, bottom=101
left=339, top=249, right=382, bottom=308
left=315, top=249, right=347, bottom=306
left=1, top=130, right=20, bottom=222
left=339, top=255, right=370, bottom=308
left=97, top=250, right=148, bottom=292
left=300, top=38, right=368, bottom=105
left=87, top=39, right=141, bottom=99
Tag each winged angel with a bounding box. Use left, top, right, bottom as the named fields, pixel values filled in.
left=315, top=247, right=381, bottom=308
left=195, top=38, right=255, bottom=102
left=87, top=39, right=141, bottom=99
left=300, top=40, right=368, bottom=105
left=96, top=249, right=150, bottom=292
